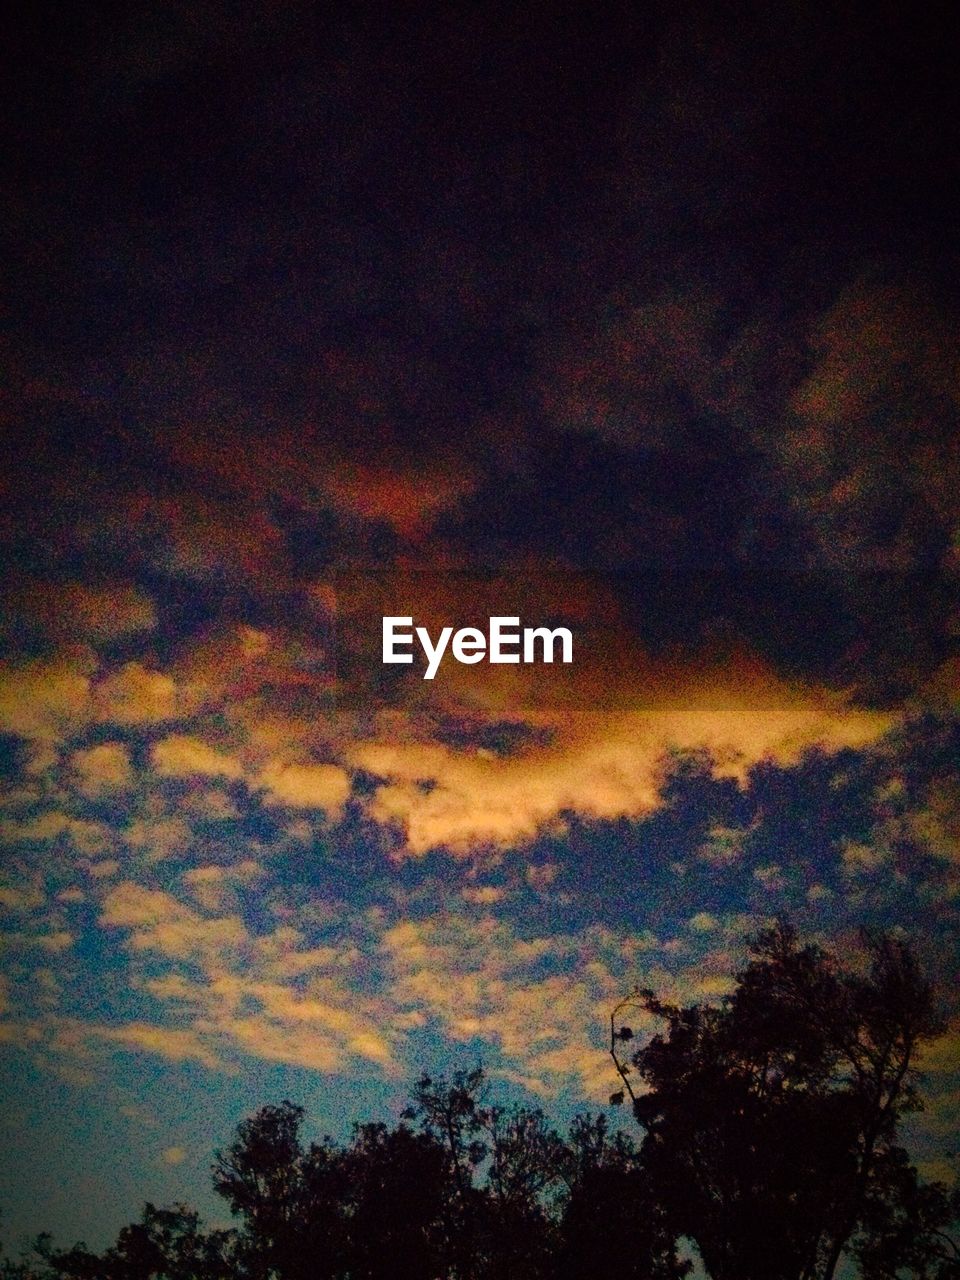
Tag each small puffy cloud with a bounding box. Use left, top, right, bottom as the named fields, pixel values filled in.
left=904, top=778, right=960, bottom=865
left=185, top=788, right=239, bottom=820
left=125, top=816, right=193, bottom=861
left=258, top=761, right=351, bottom=813
left=38, top=931, right=74, bottom=952
left=842, top=840, right=888, bottom=873
left=688, top=912, right=719, bottom=933
left=807, top=883, right=834, bottom=902
left=0, top=658, right=92, bottom=742
left=0, top=1020, right=38, bottom=1046
left=462, top=885, right=507, bottom=905
left=100, top=883, right=193, bottom=930
left=0, top=883, right=46, bottom=912
left=161, top=1145, right=187, bottom=1166
left=118, top=1103, right=157, bottom=1128
left=0, top=811, right=111, bottom=856
left=181, top=861, right=261, bottom=911
left=152, top=735, right=244, bottom=781
left=182, top=862, right=259, bottom=887
left=87, top=859, right=120, bottom=879
left=70, top=742, right=133, bottom=796
left=95, top=664, right=178, bottom=725
left=753, top=864, right=786, bottom=892
left=92, top=1021, right=222, bottom=1070
left=525, top=863, right=559, bottom=891
left=4, top=929, right=74, bottom=953
left=698, top=824, right=748, bottom=867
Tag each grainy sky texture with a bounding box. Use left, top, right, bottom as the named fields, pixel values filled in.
left=1, top=1, right=959, bottom=1250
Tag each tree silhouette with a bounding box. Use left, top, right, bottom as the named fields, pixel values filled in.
left=32, top=1205, right=233, bottom=1280
left=610, top=921, right=954, bottom=1280
left=403, top=1068, right=563, bottom=1278
left=213, top=1099, right=455, bottom=1280
left=14, top=923, right=957, bottom=1280
left=853, top=1146, right=960, bottom=1280
left=553, top=1114, right=690, bottom=1280
left=213, top=1101, right=318, bottom=1279
left=340, top=1122, right=451, bottom=1279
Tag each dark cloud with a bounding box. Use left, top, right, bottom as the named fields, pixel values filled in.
left=4, top=3, right=957, bottom=689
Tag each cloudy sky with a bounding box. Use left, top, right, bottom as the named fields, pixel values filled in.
left=1, top=1, right=958, bottom=1249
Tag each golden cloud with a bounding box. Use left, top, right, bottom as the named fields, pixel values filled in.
left=70, top=742, right=133, bottom=797
left=91, top=1021, right=222, bottom=1071
left=0, top=658, right=92, bottom=742
left=257, top=761, right=351, bottom=813
left=124, top=815, right=193, bottom=861
left=96, top=663, right=179, bottom=725
left=351, top=655, right=890, bottom=854
left=151, top=735, right=245, bottom=781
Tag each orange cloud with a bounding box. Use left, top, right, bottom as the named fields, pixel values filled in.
left=91, top=1021, right=222, bottom=1071
left=322, top=458, right=476, bottom=540
left=70, top=742, right=133, bottom=796
left=257, top=761, right=351, bottom=813
left=151, top=735, right=245, bottom=781
left=0, top=657, right=92, bottom=742
left=95, top=663, right=179, bottom=725
left=351, top=655, right=890, bottom=854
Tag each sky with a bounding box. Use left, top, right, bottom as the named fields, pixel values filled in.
left=1, top=0, right=959, bottom=1253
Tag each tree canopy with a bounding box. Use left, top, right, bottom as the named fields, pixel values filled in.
left=3, top=923, right=956, bottom=1280
left=611, top=921, right=958, bottom=1280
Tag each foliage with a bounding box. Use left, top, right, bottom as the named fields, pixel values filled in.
left=9, top=924, right=957, bottom=1280
left=611, top=920, right=955, bottom=1280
